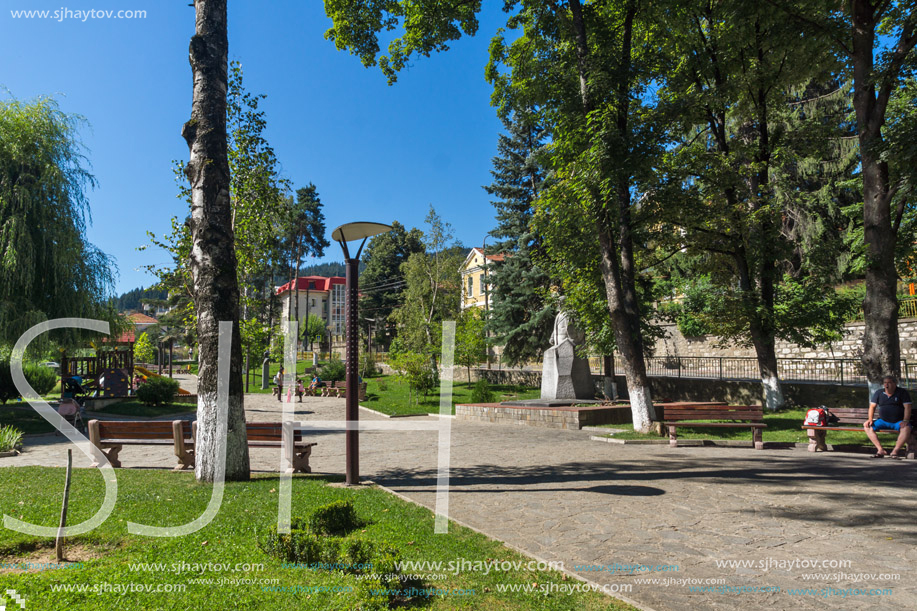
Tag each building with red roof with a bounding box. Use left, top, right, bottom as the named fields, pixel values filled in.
left=276, top=276, right=348, bottom=336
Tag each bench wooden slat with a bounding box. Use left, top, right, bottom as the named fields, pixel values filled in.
left=664, top=415, right=763, bottom=422
left=669, top=422, right=767, bottom=428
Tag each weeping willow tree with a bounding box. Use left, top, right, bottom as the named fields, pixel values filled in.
left=0, top=96, right=119, bottom=349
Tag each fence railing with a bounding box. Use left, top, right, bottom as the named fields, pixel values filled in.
left=620, top=355, right=911, bottom=387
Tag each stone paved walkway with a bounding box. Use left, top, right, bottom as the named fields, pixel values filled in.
left=4, top=393, right=916, bottom=610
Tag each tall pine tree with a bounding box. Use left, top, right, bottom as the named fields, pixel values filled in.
left=484, top=110, right=555, bottom=366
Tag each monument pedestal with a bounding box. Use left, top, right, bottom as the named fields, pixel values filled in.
left=540, top=339, right=593, bottom=400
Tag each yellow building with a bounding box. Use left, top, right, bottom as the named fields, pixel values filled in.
left=459, top=247, right=505, bottom=310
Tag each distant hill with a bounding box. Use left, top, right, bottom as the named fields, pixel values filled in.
left=114, top=286, right=168, bottom=312
left=297, top=261, right=363, bottom=277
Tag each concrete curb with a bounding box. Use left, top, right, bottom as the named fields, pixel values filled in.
left=358, top=406, right=433, bottom=419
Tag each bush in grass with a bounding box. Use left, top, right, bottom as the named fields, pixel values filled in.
left=470, top=379, right=495, bottom=403
left=259, top=502, right=413, bottom=609
left=319, top=356, right=346, bottom=382
left=389, top=351, right=437, bottom=407
left=24, top=363, right=58, bottom=396
left=0, top=361, right=58, bottom=403
left=308, top=500, right=360, bottom=535
left=0, top=425, right=24, bottom=452
left=360, top=352, right=379, bottom=378
left=136, top=376, right=179, bottom=406
left=376, top=378, right=388, bottom=392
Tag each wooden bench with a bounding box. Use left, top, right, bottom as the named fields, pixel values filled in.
left=88, top=420, right=194, bottom=470
left=802, top=407, right=916, bottom=458
left=320, top=381, right=367, bottom=400
left=662, top=404, right=766, bottom=449
left=190, top=422, right=317, bottom=474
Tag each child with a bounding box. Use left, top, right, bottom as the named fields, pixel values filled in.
left=295, top=378, right=304, bottom=402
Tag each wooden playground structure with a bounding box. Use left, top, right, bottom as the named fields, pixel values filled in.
left=61, top=341, right=135, bottom=399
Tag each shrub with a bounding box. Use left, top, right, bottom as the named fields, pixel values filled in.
left=360, top=352, right=379, bottom=378
left=0, top=361, right=58, bottom=403
left=259, top=505, right=413, bottom=610
left=0, top=425, right=23, bottom=452
left=308, top=500, right=360, bottom=536
left=136, top=376, right=179, bottom=406
left=319, top=357, right=346, bottom=382
left=376, top=378, right=388, bottom=392
left=470, top=379, right=495, bottom=403
left=23, top=364, right=58, bottom=396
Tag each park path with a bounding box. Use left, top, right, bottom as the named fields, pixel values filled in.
left=4, top=392, right=916, bottom=610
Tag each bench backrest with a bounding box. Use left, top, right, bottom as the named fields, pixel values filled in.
left=245, top=423, right=303, bottom=443
left=826, top=406, right=916, bottom=426
left=662, top=405, right=763, bottom=422
left=96, top=420, right=190, bottom=440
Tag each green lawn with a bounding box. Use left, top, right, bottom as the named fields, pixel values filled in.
left=0, top=468, right=629, bottom=610
left=362, top=376, right=540, bottom=416
left=0, top=407, right=57, bottom=435
left=91, top=400, right=196, bottom=419
left=598, top=408, right=875, bottom=446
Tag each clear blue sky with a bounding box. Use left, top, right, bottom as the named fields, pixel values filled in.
left=2, top=0, right=509, bottom=295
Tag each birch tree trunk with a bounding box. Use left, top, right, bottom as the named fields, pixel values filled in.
left=183, top=0, right=249, bottom=482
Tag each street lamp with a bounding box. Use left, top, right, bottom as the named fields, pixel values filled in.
left=332, top=221, right=392, bottom=485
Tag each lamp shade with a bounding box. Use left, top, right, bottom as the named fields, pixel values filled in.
left=332, top=222, right=392, bottom=243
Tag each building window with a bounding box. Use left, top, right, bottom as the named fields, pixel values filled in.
left=480, top=274, right=485, bottom=295
left=468, top=276, right=473, bottom=298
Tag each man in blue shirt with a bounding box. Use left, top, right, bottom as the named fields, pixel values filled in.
left=863, top=376, right=913, bottom=458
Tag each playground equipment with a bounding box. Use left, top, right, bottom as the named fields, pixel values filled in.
left=60, top=342, right=134, bottom=399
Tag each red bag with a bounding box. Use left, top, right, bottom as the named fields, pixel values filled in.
left=804, top=407, right=827, bottom=426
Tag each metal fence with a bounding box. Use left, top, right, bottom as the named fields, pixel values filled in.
left=623, top=355, right=912, bottom=387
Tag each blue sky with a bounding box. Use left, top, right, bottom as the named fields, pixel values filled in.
left=2, top=0, right=509, bottom=295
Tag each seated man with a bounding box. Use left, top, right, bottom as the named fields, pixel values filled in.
left=308, top=376, right=321, bottom=391
left=864, top=375, right=913, bottom=458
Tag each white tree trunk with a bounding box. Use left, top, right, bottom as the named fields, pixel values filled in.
left=762, top=375, right=783, bottom=412
left=629, top=385, right=654, bottom=433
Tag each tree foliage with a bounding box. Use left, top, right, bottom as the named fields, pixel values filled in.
left=0, top=96, right=120, bottom=347
left=484, top=110, right=555, bottom=366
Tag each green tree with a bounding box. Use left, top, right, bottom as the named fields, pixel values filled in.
left=302, top=314, right=326, bottom=351
left=390, top=207, right=464, bottom=365
left=324, top=0, right=668, bottom=431
left=455, top=308, right=487, bottom=382
left=358, top=221, right=425, bottom=339
left=133, top=332, right=155, bottom=364
left=484, top=110, right=556, bottom=366
left=283, top=184, right=330, bottom=328
left=656, top=1, right=860, bottom=410
left=0, top=97, right=119, bottom=347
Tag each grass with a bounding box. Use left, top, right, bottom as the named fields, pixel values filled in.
left=237, top=361, right=335, bottom=395
left=91, top=400, right=196, bottom=419
left=597, top=408, right=875, bottom=446
left=362, top=376, right=540, bottom=416
left=0, top=407, right=58, bottom=435
left=0, top=468, right=631, bottom=610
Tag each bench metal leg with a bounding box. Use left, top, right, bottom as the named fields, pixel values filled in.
left=668, top=425, right=677, bottom=447
left=807, top=429, right=827, bottom=452
left=753, top=427, right=763, bottom=450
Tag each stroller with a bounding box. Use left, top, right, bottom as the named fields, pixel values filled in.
left=59, top=377, right=89, bottom=434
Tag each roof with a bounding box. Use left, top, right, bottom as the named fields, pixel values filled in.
left=471, top=247, right=506, bottom=262
left=460, top=247, right=507, bottom=273
left=112, top=328, right=136, bottom=343
left=127, top=313, right=159, bottom=324
left=276, top=276, right=347, bottom=295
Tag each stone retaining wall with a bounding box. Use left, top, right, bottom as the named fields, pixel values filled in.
left=652, top=318, right=917, bottom=360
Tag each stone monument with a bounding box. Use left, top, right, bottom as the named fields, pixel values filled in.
left=540, top=311, right=593, bottom=400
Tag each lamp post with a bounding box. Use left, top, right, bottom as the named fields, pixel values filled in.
left=332, top=222, right=392, bottom=485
